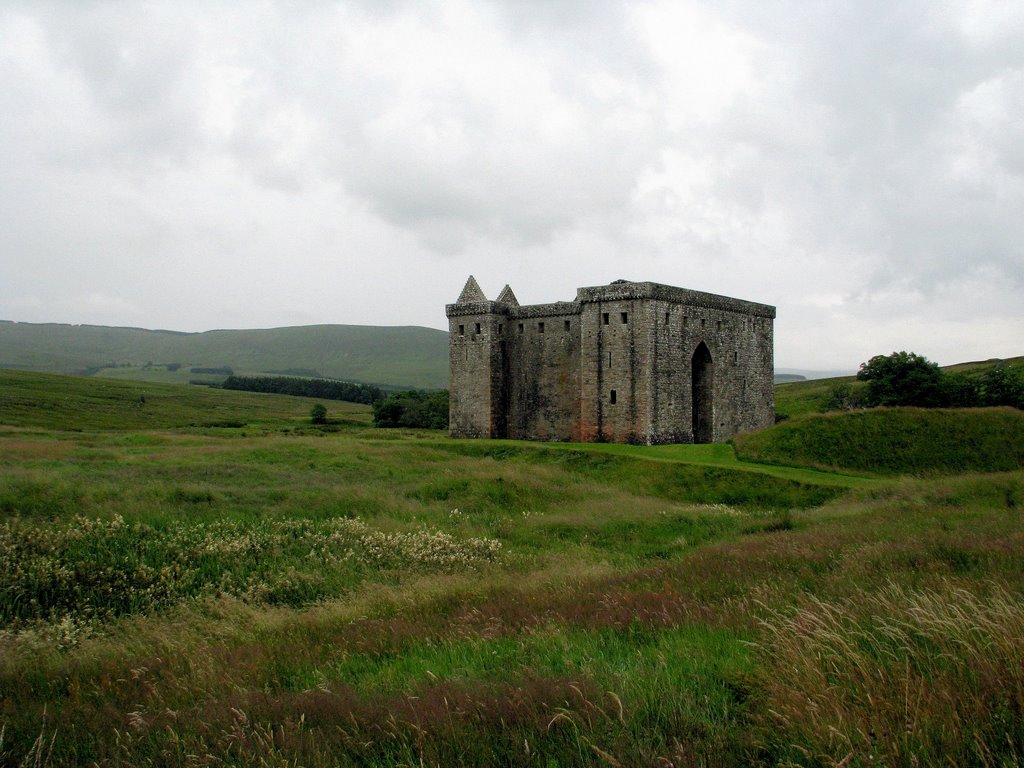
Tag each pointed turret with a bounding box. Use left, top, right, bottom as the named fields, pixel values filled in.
left=457, top=275, right=487, bottom=303
left=496, top=284, right=519, bottom=307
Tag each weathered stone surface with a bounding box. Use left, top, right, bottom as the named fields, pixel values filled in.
left=457, top=275, right=488, bottom=303
left=446, top=279, right=775, bottom=444
left=496, top=285, right=519, bottom=306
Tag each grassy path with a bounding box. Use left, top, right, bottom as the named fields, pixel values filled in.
left=415, top=437, right=879, bottom=489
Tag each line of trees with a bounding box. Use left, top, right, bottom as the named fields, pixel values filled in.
left=222, top=375, right=383, bottom=405
left=827, top=352, right=1024, bottom=410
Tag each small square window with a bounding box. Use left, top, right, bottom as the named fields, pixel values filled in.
left=610, top=389, right=617, bottom=404
left=564, top=320, right=570, bottom=332
left=621, top=312, right=628, bottom=324
left=475, top=323, right=481, bottom=334
left=458, top=324, right=464, bottom=336
left=602, top=312, right=609, bottom=325
left=538, top=322, right=545, bottom=334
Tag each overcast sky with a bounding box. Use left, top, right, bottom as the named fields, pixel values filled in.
left=2, top=1, right=1022, bottom=370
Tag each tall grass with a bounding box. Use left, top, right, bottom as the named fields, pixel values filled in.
left=2, top=371, right=1024, bottom=765
left=0, top=515, right=500, bottom=629
left=756, top=582, right=1024, bottom=766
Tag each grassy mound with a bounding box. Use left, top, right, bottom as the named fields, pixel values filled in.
left=734, top=406, right=1024, bottom=475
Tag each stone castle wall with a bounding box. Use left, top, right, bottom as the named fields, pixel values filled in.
left=447, top=278, right=775, bottom=444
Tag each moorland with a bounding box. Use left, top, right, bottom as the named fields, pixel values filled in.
left=1, top=367, right=1023, bottom=766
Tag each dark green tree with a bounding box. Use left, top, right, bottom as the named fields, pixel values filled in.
left=856, top=351, right=948, bottom=407
left=373, top=390, right=449, bottom=429
left=977, top=364, right=1024, bottom=408
left=310, top=403, right=328, bottom=424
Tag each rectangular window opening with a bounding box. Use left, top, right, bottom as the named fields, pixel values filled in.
left=701, top=318, right=706, bottom=329
left=602, top=312, right=609, bottom=325
left=458, top=324, right=465, bottom=336
left=607, top=351, right=612, bottom=368
left=538, top=322, right=545, bottom=334
left=564, top=320, right=570, bottom=332
left=664, top=312, right=669, bottom=324
left=717, top=320, right=722, bottom=331
left=498, top=324, right=503, bottom=334
left=621, top=312, right=628, bottom=324
left=682, top=316, right=688, bottom=327
left=610, top=389, right=617, bottom=405
left=518, top=323, right=524, bottom=333
left=734, top=351, right=738, bottom=364
left=475, top=323, right=481, bottom=334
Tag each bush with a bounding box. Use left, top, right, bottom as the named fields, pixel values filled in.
left=310, top=404, right=327, bottom=424
left=373, top=390, right=449, bottom=429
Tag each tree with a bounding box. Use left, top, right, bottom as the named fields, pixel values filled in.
left=977, top=364, right=1024, bottom=408
left=310, top=403, right=328, bottom=424
left=373, top=390, right=449, bottom=429
left=855, top=351, right=948, bottom=407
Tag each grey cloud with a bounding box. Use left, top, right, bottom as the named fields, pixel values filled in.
left=1, top=0, right=1021, bottom=367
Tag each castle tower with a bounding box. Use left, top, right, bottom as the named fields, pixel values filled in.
left=446, top=276, right=510, bottom=438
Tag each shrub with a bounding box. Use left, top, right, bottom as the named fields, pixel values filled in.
left=310, top=403, right=328, bottom=424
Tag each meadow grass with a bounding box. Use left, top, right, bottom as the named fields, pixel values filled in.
left=734, top=406, right=1024, bottom=475
left=1, top=371, right=1023, bottom=766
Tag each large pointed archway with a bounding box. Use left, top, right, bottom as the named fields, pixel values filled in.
left=691, top=342, right=714, bottom=443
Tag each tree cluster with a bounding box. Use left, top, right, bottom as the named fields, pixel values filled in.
left=372, top=390, right=449, bottom=429
left=222, top=375, right=383, bottom=405
left=851, top=352, right=1024, bottom=409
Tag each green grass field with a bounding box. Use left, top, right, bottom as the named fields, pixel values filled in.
left=1, top=369, right=1023, bottom=766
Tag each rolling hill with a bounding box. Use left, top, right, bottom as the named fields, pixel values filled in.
left=0, top=321, right=449, bottom=389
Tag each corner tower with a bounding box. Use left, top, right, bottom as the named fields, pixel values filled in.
left=446, top=276, right=510, bottom=438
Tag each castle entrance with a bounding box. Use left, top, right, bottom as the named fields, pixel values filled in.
left=691, top=342, right=714, bottom=443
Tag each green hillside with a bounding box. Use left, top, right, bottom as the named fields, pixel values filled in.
left=0, top=368, right=371, bottom=432
left=734, top=406, right=1024, bottom=475
left=0, top=321, right=448, bottom=389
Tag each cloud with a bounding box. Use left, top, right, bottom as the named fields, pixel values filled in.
left=0, top=0, right=1021, bottom=369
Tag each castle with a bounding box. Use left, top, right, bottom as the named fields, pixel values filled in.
left=447, top=277, right=776, bottom=444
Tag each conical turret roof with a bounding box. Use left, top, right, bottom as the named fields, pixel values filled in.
left=456, top=275, right=487, bottom=303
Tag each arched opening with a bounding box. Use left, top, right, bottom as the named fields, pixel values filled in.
left=691, top=342, right=714, bottom=443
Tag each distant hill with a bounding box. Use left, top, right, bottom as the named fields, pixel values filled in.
left=0, top=321, right=449, bottom=390
left=773, top=373, right=807, bottom=384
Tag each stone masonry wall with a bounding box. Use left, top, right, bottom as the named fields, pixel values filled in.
left=447, top=279, right=775, bottom=444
